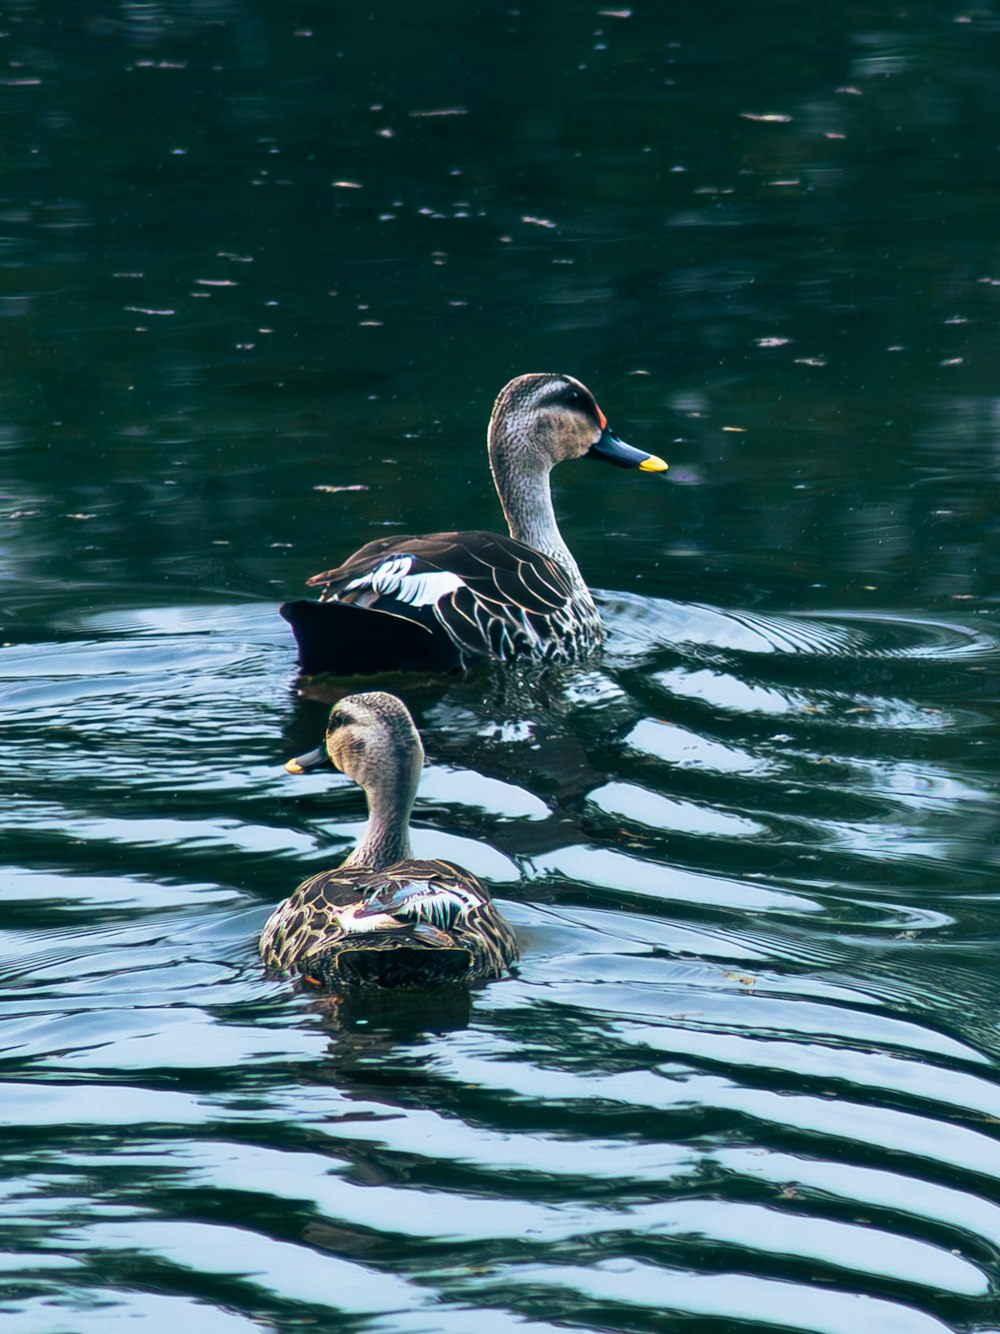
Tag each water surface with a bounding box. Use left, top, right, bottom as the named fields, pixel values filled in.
left=2, top=3, right=1000, bottom=1332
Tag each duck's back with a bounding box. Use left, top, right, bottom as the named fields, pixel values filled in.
left=260, top=857, right=518, bottom=989
left=281, top=529, right=600, bottom=675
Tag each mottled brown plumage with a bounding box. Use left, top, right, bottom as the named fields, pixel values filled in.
left=260, top=692, right=518, bottom=989
left=261, top=858, right=516, bottom=988
left=281, top=373, right=667, bottom=675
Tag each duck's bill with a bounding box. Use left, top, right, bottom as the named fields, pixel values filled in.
left=284, top=744, right=331, bottom=775
left=588, top=425, right=668, bottom=472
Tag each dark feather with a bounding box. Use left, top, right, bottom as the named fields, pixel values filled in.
left=260, top=858, right=519, bottom=990
left=309, top=946, right=474, bottom=989
left=280, top=600, right=461, bottom=675
left=284, top=530, right=598, bottom=676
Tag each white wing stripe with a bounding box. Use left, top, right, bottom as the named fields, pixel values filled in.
left=395, top=570, right=465, bottom=606
left=346, top=555, right=465, bottom=607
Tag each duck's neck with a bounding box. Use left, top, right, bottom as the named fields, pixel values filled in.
left=345, top=778, right=415, bottom=870
left=490, top=446, right=589, bottom=598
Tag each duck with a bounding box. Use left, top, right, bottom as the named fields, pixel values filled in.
left=281, top=372, right=667, bottom=675
left=260, top=691, right=519, bottom=989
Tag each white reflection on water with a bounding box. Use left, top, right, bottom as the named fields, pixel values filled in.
left=477, top=1262, right=960, bottom=1334
left=1, top=589, right=998, bottom=1334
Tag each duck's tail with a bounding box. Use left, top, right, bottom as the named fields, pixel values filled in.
left=280, top=599, right=460, bottom=676
left=305, top=943, right=475, bottom=989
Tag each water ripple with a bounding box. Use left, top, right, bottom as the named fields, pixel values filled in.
left=2, top=592, right=998, bottom=1334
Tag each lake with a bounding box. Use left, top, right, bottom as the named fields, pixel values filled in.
left=2, top=3, right=999, bottom=1332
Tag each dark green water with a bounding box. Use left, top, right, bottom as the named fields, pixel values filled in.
left=3, top=3, right=1000, bottom=1331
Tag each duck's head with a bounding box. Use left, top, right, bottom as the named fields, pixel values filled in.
left=285, top=691, right=424, bottom=798
left=489, top=373, right=668, bottom=474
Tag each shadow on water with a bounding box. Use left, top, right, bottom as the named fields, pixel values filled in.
left=307, top=986, right=475, bottom=1050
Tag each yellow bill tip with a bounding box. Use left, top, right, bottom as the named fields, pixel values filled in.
left=284, top=758, right=306, bottom=774
left=639, top=454, right=669, bottom=473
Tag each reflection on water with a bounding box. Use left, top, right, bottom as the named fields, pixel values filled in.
left=2, top=588, right=998, bottom=1334
left=3, top=0, right=1000, bottom=1330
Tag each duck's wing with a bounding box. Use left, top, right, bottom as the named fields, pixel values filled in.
left=357, top=859, right=520, bottom=977
left=260, top=860, right=479, bottom=972
left=282, top=530, right=592, bottom=674
left=261, top=860, right=518, bottom=985
left=355, top=859, right=488, bottom=928
left=259, top=866, right=371, bottom=973
left=303, top=533, right=429, bottom=600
